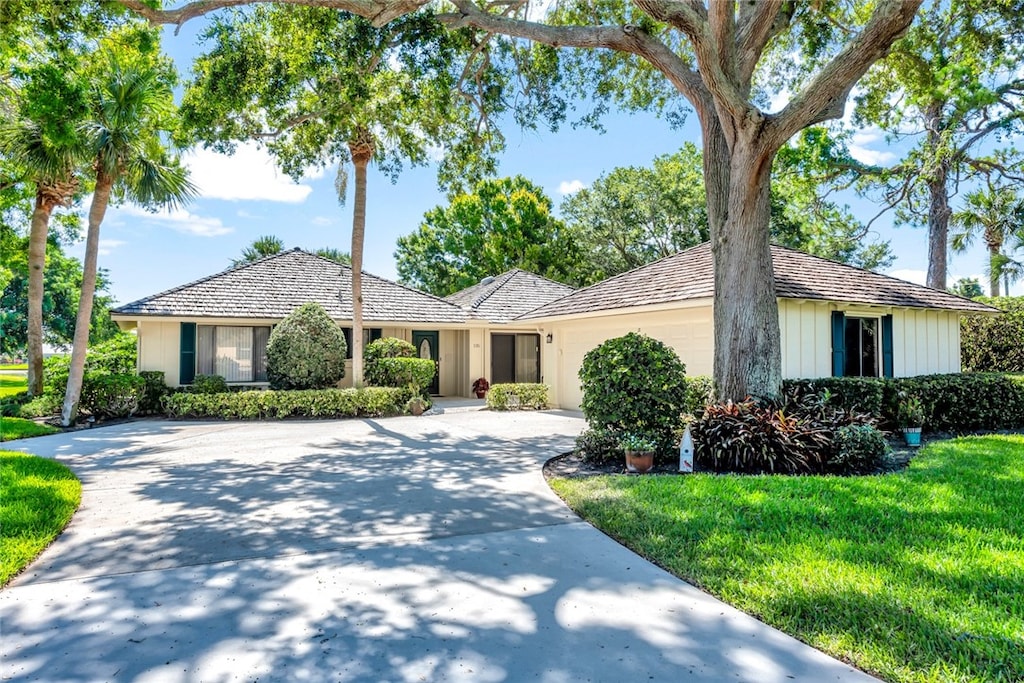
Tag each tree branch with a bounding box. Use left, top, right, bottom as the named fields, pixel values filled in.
left=442, top=1, right=706, bottom=105
left=771, top=0, right=922, bottom=149
left=736, top=0, right=791, bottom=86
left=117, top=0, right=426, bottom=31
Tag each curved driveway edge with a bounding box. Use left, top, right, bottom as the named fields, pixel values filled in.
left=1, top=413, right=878, bottom=682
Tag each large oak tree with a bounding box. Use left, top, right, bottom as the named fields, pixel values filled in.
left=124, top=0, right=922, bottom=400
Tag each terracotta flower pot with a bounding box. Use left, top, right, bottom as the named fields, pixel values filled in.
left=625, top=450, right=654, bottom=474
left=475, top=390, right=487, bottom=399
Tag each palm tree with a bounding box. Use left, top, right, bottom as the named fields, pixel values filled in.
left=61, top=54, right=195, bottom=426
left=233, top=234, right=284, bottom=266
left=0, top=64, right=88, bottom=395
left=951, top=182, right=1024, bottom=297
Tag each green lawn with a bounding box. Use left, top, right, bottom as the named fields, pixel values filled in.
left=0, top=417, right=59, bottom=441
left=550, top=435, right=1024, bottom=683
left=0, top=451, right=81, bottom=586
left=0, top=373, right=27, bottom=398
left=0, top=364, right=28, bottom=371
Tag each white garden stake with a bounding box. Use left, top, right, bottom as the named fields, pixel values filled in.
left=679, top=425, right=694, bottom=473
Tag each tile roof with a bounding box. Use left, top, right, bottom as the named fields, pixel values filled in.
left=444, top=269, right=576, bottom=323
left=519, top=242, right=999, bottom=319
left=112, top=249, right=468, bottom=324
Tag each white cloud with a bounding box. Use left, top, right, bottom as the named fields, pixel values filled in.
left=183, top=142, right=315, bottom=203
left=849, top=129, right=896, bottom=165
left=887, top=268, right=927, bottom=286
left=117, top=203, right=233, bottom=237
left=558, top=179, right=586, bottom=195
left=98, top=239, right=126, bottom=256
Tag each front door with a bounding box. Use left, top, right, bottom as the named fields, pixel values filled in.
left=411, top=330, right=440, bottom=395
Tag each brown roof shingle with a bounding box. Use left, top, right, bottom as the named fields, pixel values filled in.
left=112, top=249, right=468, bottom=323
left=444, top=269, right=575, bottom=323
left=519, top=242, right=998, bottom=319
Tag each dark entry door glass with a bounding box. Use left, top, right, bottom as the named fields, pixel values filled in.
left=491, top=334, right=515, bottom=384
left=411, top=330, right=440, bottom=394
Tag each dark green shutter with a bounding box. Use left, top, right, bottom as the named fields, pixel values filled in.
left=881, top=314, right=894, bottom=378
left=831, top=311, right=846, bottom=377
left=180, top=322, right=196, bottom=385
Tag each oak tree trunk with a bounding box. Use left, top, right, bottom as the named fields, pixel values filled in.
left=61, top=172, right=112, bottom=426
left=26, top=191, right=54, bottom=396
left=712, top=139, right=781, bottom=402
left=348, top=137, right=373, bottom=388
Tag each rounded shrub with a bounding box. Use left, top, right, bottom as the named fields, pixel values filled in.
left=578, top=332, right=687, bottom=452
left=265, top=302, right=347, bottom=390
left=829, top=424, right=890, bottom=475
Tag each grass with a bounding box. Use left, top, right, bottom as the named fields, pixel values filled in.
left=0, top=363, right=28, bottom=371
left=0, top=373, right=27, bottom=398
left=0, top=417, right=59, bottom=441
left=550, top=435, right=1024, bottom=683
left=0, top=450, right=81, bottom=586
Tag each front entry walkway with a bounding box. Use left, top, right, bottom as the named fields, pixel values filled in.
left=1, top=413, right=876, bottom=682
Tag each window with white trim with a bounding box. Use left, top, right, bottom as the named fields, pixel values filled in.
left=197, top=325, right=271, bottom=382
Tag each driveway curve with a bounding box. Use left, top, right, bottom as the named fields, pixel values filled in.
left=1, top=411, right=876, bottom=682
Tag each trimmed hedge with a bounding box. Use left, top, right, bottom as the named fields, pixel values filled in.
left=371, top=357, right=436, bottom=391
left=486, top=383, right=549, bottom=410
left=162, top=387, right=411, bottom=420
left=266, top=302, right=347, bottom=389
left=364, top=337, right=416, bottom=386
left=785, top=373, right=1024, bottom=433
left=683, top=375, right=713, bottom=414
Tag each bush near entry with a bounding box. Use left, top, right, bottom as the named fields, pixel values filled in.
left=266, top=302, right=347, bottom=390
left=163, top=386, right=412, bottom=419
left=364, top=337, right=416, bottom=386
left=579, top=332, right=687, bottom=456
left=486, top=383, right=548, bottom=410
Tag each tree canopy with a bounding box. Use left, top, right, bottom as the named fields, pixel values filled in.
left=396, top=175, right=581, bottom=296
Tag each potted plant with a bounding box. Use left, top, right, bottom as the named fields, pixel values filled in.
left=897, top=394, right=925, bottom=446
left=621, top=433, right=657, bottom=473
left=472, top=377, right=490, bottom=399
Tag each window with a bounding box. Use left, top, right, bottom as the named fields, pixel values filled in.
left=491, top=333, right=540, bottom=384
left=843, top=317, right=878, bottom=377
left=197, top=325, right=271, bottom=382
left=341, top=328, right=383, bottom=359
left=831, top=312, right=893, bottom=378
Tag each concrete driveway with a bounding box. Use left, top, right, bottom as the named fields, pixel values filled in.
left=1, top=410, right=876, bottom=682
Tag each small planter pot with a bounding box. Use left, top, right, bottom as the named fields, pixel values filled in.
left=902, top=427, right=922, bottom=447
left=409, top=402, right=426, bottom=416
left=625, top=450, right=655, bottom=474
left=475, top=390, right=487, bottom=399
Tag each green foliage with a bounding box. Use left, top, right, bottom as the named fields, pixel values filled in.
left=682, top=375, right=713, bottom=414
left=551, top=435, right=1024, bottom=683
left=137, top=371, right=167, bottom=415
left=41, top=332, right=137, bottom=401
left=232, top=235, right=283, bottom=266
left=162, top=387, right=410, bottom=420
left=691, top=400, right=832, bottom=474
left=0, top=417, right=58, bottom=441
left=79, top=373, right=145, bottom=418
left=363, top=336, right=416, bottom=386
left=0, top=450, right=81, bottom=587
left=961, top=297, right=1024, bottom=372
left=370, top=358, right=435, bottom=392
left=573, top=427, right=622, bottom=465
left=830, top=424, right=890, bottom=475
left=896, top=394, right=925, bottom=428
left=949, top=277, right=984, bottom=298
left=396, top=176, right=583, bottom=295
left=0, top=236, right=120, bottom=356
left=950, top=183, right=1024, bottom=297
left=265, top=302, right=347, bottom=390
left=485, top=383, right=549, bottom=411
left=189, top=374, right=229, bottom=395
left=15, top=395, right=59, bottom=419
left=578, top=333, right=687, bottom=452
left=782, top=377, right=885, bottom=417
left=620, top=433, right=657, bottom=452
left=180, top=7, right=499, bottom=191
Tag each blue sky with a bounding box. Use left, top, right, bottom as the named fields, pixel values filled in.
left=66, top=19, right=1022, bottom=306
